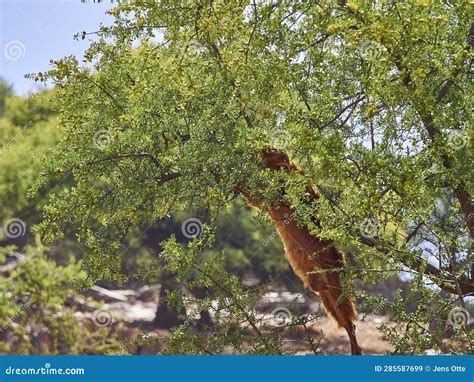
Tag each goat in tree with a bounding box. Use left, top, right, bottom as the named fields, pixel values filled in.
left=236, top=149, right=362, bottom=355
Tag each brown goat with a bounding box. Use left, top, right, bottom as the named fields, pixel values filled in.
left=236, top=149, right=362, bottom=355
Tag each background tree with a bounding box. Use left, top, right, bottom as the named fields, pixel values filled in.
left=0, top=79, right=13, bottom=117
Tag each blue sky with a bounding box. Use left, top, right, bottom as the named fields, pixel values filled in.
left=0, top=0, right=114, bottom=95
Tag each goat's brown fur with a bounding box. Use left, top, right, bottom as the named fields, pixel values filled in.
left=237, top=149, right=362, bottom=355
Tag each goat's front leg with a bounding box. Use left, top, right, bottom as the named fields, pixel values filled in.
left=235, top=185, right=262, bottom=209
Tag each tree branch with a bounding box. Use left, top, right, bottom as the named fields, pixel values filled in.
left=357, top=234, right=474, bottom=296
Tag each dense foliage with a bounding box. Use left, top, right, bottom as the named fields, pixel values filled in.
left=0, top=85, right=292, bottom=354
left=3, top=1, right=473, bottom=354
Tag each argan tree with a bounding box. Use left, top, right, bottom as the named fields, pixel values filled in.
left=35, top=0, right=473, bottom=354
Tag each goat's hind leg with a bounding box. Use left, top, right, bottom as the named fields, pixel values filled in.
left=344, top=322, right=362, bottom=355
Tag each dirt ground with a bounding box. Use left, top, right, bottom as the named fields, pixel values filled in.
left=75, top=286, right=398, bottom=355
left=290, top=316, right=394, bottom=355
